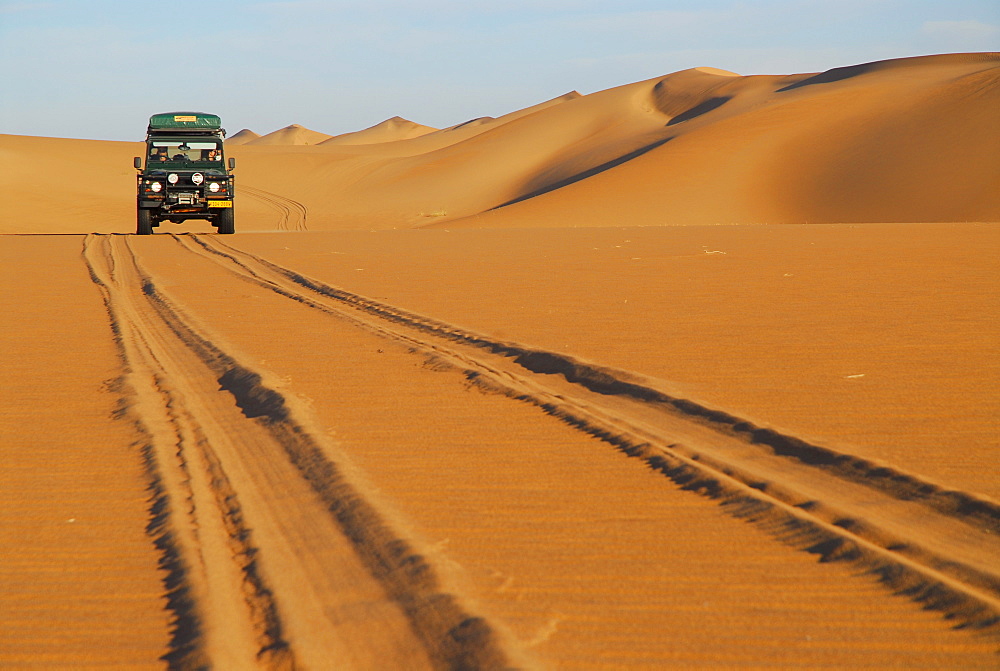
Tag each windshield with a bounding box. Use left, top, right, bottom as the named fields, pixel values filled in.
left=147, top=140, right=223, bottom=167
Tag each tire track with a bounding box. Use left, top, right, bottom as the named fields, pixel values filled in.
left=239, top=184, right=308, bottom=231
left=84, top=234, right=283, bottom=669
left=84, top=234, right=515, bottom=669
left=176, top=232, right=1000, bottom=644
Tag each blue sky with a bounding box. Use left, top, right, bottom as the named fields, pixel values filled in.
left=1, top=0, right=997, bottom=141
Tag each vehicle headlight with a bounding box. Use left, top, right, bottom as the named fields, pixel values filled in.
left=167, top=173, right=179, bottom=184
left=209, top=182, right=220, bottom=193
left=192, top=172, right=204, bottom=186
left=150, top=182, right=162, bottom=192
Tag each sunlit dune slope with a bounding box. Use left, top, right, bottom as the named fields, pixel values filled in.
left=244, top=123, right=332, bottom=146
left=229, top=52, right=999, bottom=229
left=226, top=128, right=261, bottom=145
left=0, top=53, right=996, bottom=234
left=460, top=52, right=1000, bottom=228
left=320, top=117, right=438, bottom=146
left=0, top=134, right=141, bottom=233
left=413, top=91, right=582, bottom=151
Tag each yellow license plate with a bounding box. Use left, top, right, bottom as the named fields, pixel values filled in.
left=208, top=201, right=232, bottom=208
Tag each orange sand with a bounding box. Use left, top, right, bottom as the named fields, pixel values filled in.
left=1, top=53, right=998, bottom=667
left=0, top=237, right=169, bottom=667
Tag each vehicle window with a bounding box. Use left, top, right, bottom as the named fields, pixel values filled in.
left=147, top=141, right=223, bottom=165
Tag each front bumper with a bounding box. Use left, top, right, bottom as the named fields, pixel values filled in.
left=137, top=172, right=234, bottom=212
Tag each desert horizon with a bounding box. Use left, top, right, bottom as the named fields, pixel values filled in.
left=2, top=52, right=999, bottom=668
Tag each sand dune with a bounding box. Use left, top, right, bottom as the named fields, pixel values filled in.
left=0, top=134, right=142, bottom=233
left=225, top=128, right=261, bottom=145
left=320, top=116, right=438, bottom=146
left=3, top=54, right=995, bottom=233
left=466, top=52, right=1000, bottom=228
left=231, top=54, right=997, bottom=229
left=430, top=91, right=582, bottom=141
left=244, top=123, right=333, bottom=145
left=2, top=53, right=999, bottom=667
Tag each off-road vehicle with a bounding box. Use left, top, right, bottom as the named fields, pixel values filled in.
left=134, top=112, right=235, bottom=235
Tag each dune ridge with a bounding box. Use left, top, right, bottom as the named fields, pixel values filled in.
left=230, top=51, right=999, bottom=228
left=244, top=123, right=333, bottom=146
left=243, top=53, right=996, bottom=230
left=225, top=128, right=261, bottom=145
left=320, top=116, right=438, bottom=146
left=2, top=53, right=996, bottom=233
left=445, top=52, right=1000, bottom=227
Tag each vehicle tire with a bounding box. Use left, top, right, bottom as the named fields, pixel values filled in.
left=217, top=208, right=235, bottom=234
left=137, top=208, right=153, bottom=235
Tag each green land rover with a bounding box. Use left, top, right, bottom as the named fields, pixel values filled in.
left=134, top=112, right=235, bottom=235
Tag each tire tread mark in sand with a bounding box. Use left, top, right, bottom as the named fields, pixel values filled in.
left=83, top=234, right=208, bottom=669
left=190, top=236, right=1000, bottom=533
left=106, top=234, right=515, bottom=670
left=174, top=396, right=294, bottom=668
left=84, top=234, right=294, bottom=669
left=178, top=233, right=1000, bottom=643
left=239, top=184, right=308, bottom=231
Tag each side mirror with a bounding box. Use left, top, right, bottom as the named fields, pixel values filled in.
left=228, top=157, right=236, bottom=170
left=134, top=156, right=142, bottom=170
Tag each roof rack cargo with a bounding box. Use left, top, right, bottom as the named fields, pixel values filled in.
left=147, top=112, right=225, bottom=135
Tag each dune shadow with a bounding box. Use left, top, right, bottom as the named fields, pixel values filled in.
left=778, top=62, right=878, bottom=92
left=447, top=117, right=493, bottom=131
left=492, top=135, right=673, bottom=210
left=667, top=96, right=732, bottom=126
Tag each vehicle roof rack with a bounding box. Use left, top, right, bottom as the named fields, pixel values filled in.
left=147, top=129, right=227, bottom=138
left=147, top=112, right=225, bottom=136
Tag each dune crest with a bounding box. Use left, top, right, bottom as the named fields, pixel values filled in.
left=402, top=91, right=584, bottom=151
left=648, top=67, right=744, bottom=120
left=320, top=116, right=438, bottom=146
left=1, top=53, right=997, bottom=234
left=246, top=123, right=333, bottom=146
left=693, top=66, right=739, bottom=76
left=247, top=53, right=995, bottom=229
left=226, top=128, right=261, bottom=145
left=451, top=51, right=1000, bottom=228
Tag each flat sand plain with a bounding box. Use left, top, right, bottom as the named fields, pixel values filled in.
left=1, top=53, right=998, bottom=668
